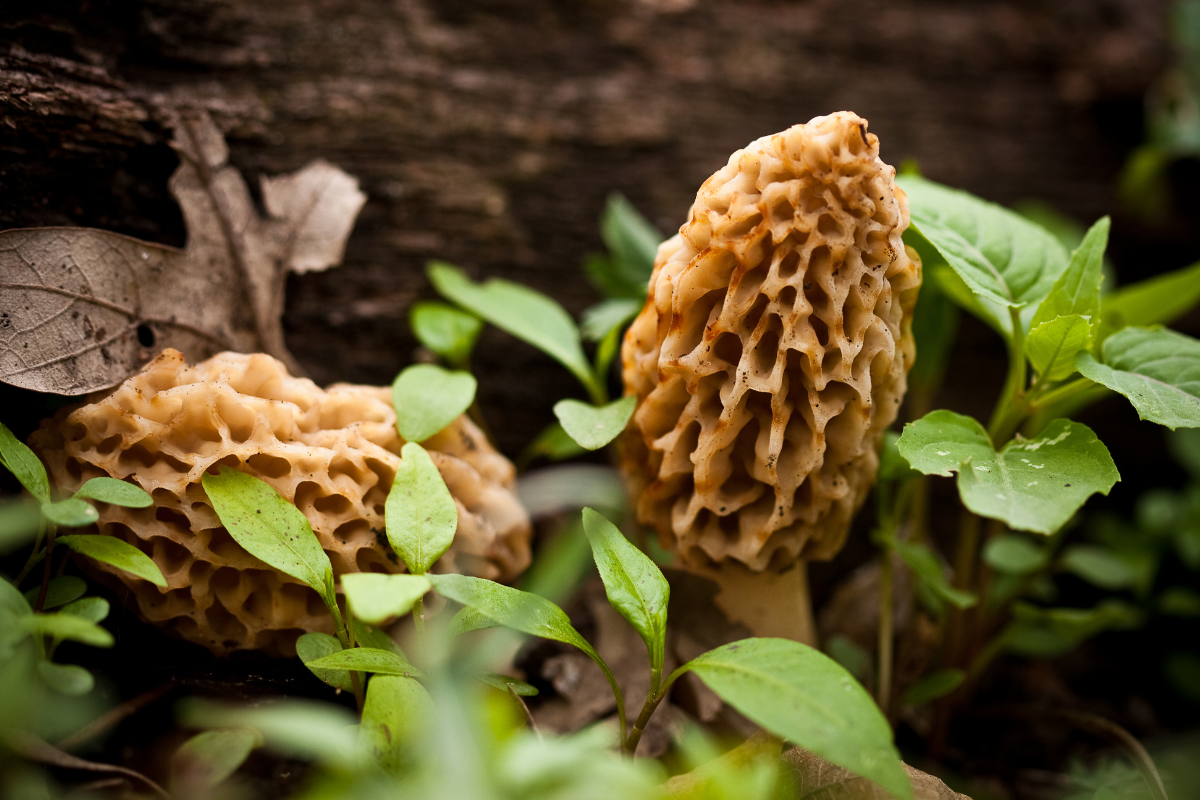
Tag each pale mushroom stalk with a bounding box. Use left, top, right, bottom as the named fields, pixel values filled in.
left=621, top=113, right=922, bottom=643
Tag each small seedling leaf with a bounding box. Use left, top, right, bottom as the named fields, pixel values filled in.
left=581, top=298, right=642, bottom=342
left=521, top=422, right=587, bottom=464
left=581, top=507, right=669, bottom=677
left=342, top=572, right=431, bottom=625
left=201, top=468, right=333, bottom=604
left=171, top=727, right=264, bottom=790
left=597, top=193, right=660, bottom=299
left=1101, top=258, right=1200, bottom=329
left=475, top=673, right=538, bottom=696
left=361, top=675, right=434, bottom=774
left=680, top=638, right=911, bottom=800
left=73, top=477, right=152, bottom=508
left=1060, top=544, right=1140, bottom=590
left=40, top=498, right=98, bottom=528
left=296, top=632, right=352, bottom=691
left=902, top=669, right=965, bottom=707
left=450, top=605, right=500, bottom=635
left=37, top=662, right=94, bottom=696
left=0, top=422, right=50, bottom=503
left=179, top=699, right=359, bottom=770
left=391, top=364, right=477, bottom=443
left=1026, top=314, right=1093, bottom=381
left=27, top=612, right=113, bottom=647
left=1029, top=217, right=1108, bottom=331
left=385, top=442, right=457, bottom=575
left=305, top=646, right=423, bottom=678
left=23, top=576, right=86, bottom=610
left=57, top=534, right=167, bottom=587
left=983, top=535, right=1049, bottom=575
left=553, top=397, right=636, bottom=451
left=894, top=541, right=976, bottom=610
left=59, top=597, right=109, bottom=624
left=1076, top=326, right=1200, bottom=430
left=896, top=411, right=1119, bottom=534
left=0, top=498, right=43, bottom=554
left=409, top=300, right=483, bottom=368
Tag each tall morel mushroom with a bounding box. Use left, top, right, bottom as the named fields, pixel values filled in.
left=31, top=349, right=531, bottom=656
left=621, top=112, right=921, bottom=641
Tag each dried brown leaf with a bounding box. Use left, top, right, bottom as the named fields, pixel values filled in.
left=0, top=112, right=365, bottom=394
left=784, top=747, right=971, bottom=800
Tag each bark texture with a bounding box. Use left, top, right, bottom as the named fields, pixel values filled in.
left=0, top=0, right=1171, bottom=454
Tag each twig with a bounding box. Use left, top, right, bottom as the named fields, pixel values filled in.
left=6, top=730, right=169, bottom=799
left=508, top=685, right=543, bottom=743
left=55, top=680, right=177, bottom=751
left=1052, top=708, right=1169, bottom=800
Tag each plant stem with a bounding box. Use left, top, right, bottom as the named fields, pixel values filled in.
left=413, top=596, right=426, bottom=635
left=943, top=509, right=980, bottom=671
left=16, top=518, right=47, bottom=586
left=987, top=308, right=1028, bottom=444
left=623, top=687, right=668, bottom=756
left=34, top=523, right=57, bottom=613
left=877, top=547, right=894, bottom=718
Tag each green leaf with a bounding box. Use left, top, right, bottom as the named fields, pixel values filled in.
left=296, top=632, right=352, bottom=691
left=0, top=497, right=43, bottom=554
left=37, top=662, right=94, bottom=696
left=391, top=364, right=477, bottom=443
left=342, top=573, right=431, bottom=625
left=1101, top=259, right=1200, bottom=329
left=898, top=176, right=1069, bottom=326
left=304, top=646, right=423, bottom=678
left=902, top=669, right=965, bottom=707
left=475, top=672, right=539, bottom=696
left=983, top=535, right=1049, bottom=575
left=360, top=675, right=433, bottom=774
left=1029, top=217, right=1108, bottom=331
left=1059, top=545, right=1140, bottom=590
left=23, top=576, right=86, bottom=610
left=1076, top=327, right=1200, bottom=430
left=429, top=573, right=598, bottom=659
left=27, top=612, right=113, bottom=647
left=40, top=498, right=98, bottom=528
left=1026, top=315, right=1093, bottom=381
left=0, top=421, right=50, bottom=503
left=581, top=298, right=642, bottom=342
left=60, top=597, right=109, bottom=624
left=201, top=468, right=334, bottom=604
left=385, top=442, right=457, bottom=575
left=171, top=728, right=264, bottom=790
left=57, top=534, right=167, bottom=587
left=896, top=411, right=1119, bottom=534
left=0, top=578, right=32, bottom=656
left=449, top=605, right=500, bottom=636
left=179, top=699, right=359, bottom=769
left=597, top=193, right=660, bottom=299
left=581, top=507, right=669, bottom=678
left=520, top=421, right=587, bottom=464
left=824, top=635, right=872, bottom=686
left=553, top=397, right=636, bottom=451
left=1005, top=601, right=1141, bottom=657
left=409, top=300, right=483, bottom=368
left=73, top=477, right=152, bottom=508
left=427, top=261, right=598, bottom=398
left=895, top=541, right=976, bottom=610
left=681, top=638, right=911, bottom=800
left=879, top=432, right=920, bottom=483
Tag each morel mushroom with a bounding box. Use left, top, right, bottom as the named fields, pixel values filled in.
left=31, top=349, right=531, bottom=656
left=621, top=112, right=921, bottom=642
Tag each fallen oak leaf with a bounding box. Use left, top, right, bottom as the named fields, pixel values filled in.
left=0, top=111, right=366, bottom=394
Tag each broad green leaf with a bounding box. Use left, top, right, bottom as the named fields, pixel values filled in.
left=1026, top=315, right=1092, bottom=381
left=898, top=176, right=1069, bottom=323
left=597, top=193, right=660, bottom=299
left=57, top=534, right=167, bottom=587
left=37, top=662, right=94, bottom=696
left=352, top=620, right=405, bottom=656
left=581, top=298, right=642, bottom=342
left=879, top=432, right=920, bottom=483
left=896, top=411, right=1119, bottom=534
left=429, top=573, right=597, bottom=658
left=1059, top=545, right=1140, bottom=589
left=60, top=597, right=109, bottom=624
left=385, top=442, right=457, bottom=575
left=582, top=508, right=669, bottom=678
left=27, top=612, right=113, bottom=647
left=1029, top=217, right=1108, bottom=331
left=40, top=498, right=97, bottom=528
left=475, top=673, right=538, bottom=696
left=0, top=497, right=42, bottom=553
left=894, top=541, right=976, bottom=610
left=179, top=699, right=359, bottom=769
left=171, top=728, right=264, bottom=790
left=0, top=421, right=50, bottom=503
left=681, top=638, right=910, bottom=800
left=73, top=477, right=152, bottom=508
left=201, top=468, right=334, bottom=604
left=1076, top=327, right=1200, bottom=429
left=391, top=364, right=477, bottom=443
left=296, top=631, right=352, bottom=691
left=1102, top=259, right=1200, bottom=329
left=409, top=300, right=483, bottom=368
left=983, top=535, right=1049, bottom=575
left=361, top=675, right=433, bottom=774
left=450, top=605, right=500, bottom=636
left=428, top=261, right=598, bottom=398
left=902, top=669, right=964, bottom=707
left=305, top=646, right=423, bottom=678
left=553, top=397, right=636, bottom=451
left=342, top=573, right=431, bottom=625
left=23, top=576, right=86, bottom=610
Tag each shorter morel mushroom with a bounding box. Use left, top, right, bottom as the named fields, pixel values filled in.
left=31, top=349, right=531, bottom=656
left=621, top=112, right=921, bottom=642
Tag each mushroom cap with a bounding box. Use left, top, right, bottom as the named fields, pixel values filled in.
left=621, top=112, right=921, bottom=572
left=30, top=349, right=531, bottom=656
